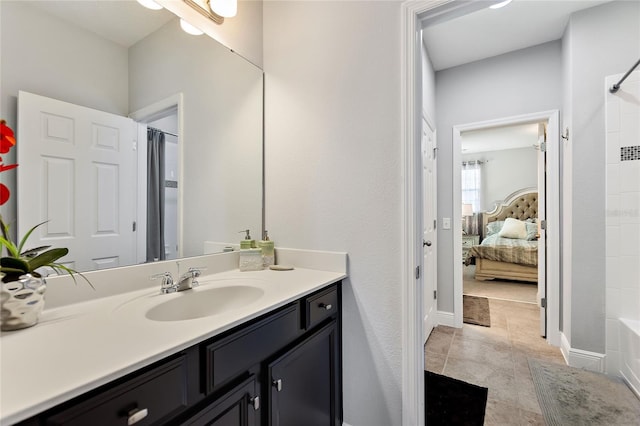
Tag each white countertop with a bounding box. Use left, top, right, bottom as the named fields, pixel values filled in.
left=0, top=266, right=346, bottom=425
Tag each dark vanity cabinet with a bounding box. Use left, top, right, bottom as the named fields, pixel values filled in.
left=19, top=282, right=342, bottom=426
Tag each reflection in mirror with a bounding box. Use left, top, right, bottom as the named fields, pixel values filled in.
left=0, top=0, right=263, bottom=273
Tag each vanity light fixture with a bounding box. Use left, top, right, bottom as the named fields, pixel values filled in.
left=136, top=0, right=163, bottom=10
left=209, top=0, right=237, bottom=18
left=183, top=0, right=235, bottom=25
left=180, top=18, right=204, bottom=35
left=489, top=0, right=513, bottom=9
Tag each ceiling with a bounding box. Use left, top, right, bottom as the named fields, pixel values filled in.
left=461, top=123, right=539, bottom=154
left=25, top=1, right=175, bottom=48
left=423, top=0, right=612, bottom=71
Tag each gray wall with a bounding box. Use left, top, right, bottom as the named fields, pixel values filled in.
left=422, top=39, right=437, bottom=123
left=129, top=19, right=264, bottom=257
left=435, top=41, right=563, bottom=312
left=562, top=0, right=640, bottom=354
left=263, top=2, right=403, bottom=424
left=462, top=147, right=538, bottom=212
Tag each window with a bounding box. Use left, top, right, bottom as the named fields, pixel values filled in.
left=461, top=161, right=482, bottom=212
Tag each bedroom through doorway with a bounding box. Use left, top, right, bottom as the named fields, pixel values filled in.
left=459, top=119, right=545, bottom=337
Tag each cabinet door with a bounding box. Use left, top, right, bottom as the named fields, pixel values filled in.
left=268, top=321, right=340, bottom=426
left=184, top=376, right=260, bottom=426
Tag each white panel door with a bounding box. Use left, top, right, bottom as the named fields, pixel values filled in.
left=537, top=123, right=547, bottom=337
left=422, top=117, right=437, bottom=342
left=17, top=91, right=137, bottom=272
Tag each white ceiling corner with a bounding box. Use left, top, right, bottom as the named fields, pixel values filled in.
left=423, top=0, right=613, bottom=71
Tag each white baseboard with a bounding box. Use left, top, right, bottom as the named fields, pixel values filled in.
left=342, top=422, right=354, bottom=426
left=436, top=311, right=456, bottom=328
left=560, top=332, right=606, bottom=372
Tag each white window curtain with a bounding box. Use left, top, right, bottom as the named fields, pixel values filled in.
left=461, top=161, right=482, bottom=213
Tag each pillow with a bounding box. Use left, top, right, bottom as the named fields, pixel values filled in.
left=525, top=222, right=538, bottom=240
left=486, top=221, right=504, bottom=236
left=498, top=218, right=528, bottom=239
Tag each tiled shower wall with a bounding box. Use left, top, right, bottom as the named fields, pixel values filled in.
left=605, top=70, right=640, bottom=375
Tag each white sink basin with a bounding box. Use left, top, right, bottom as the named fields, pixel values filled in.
left=145, top=285, right=265, bottom=322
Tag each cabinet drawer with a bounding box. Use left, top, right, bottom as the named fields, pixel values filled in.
left=46, top=356, right=188, bottom=426
left=203, top=304, right=300, bottom=394
left=305, top=285, right=338, bottom=329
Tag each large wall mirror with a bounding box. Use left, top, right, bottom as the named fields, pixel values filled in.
left=0, top=1, right=263, bottom=273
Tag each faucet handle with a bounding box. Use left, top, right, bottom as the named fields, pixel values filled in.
left=186, top=267, right=206, bottom=287
left=151, top=272, right=175, bottom=293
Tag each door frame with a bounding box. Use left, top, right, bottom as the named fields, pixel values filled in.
left=400, top=1, right=451, bottom=425
left=452, top=111, right=561, bottom=345
left=401, top=2, right=561, bottom=424
left=130, top=93, right=184, bottom=261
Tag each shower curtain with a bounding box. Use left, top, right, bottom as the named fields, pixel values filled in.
left=146, top=128, right=166, bottom=261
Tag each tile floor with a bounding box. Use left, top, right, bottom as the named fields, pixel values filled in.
left=425, top=298, right=566, bottom=425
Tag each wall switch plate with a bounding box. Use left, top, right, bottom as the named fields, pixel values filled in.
left=442, top=218, right=451, bottom=229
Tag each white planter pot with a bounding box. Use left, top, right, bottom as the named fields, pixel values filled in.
left=0, top=274, right=46, bottom=331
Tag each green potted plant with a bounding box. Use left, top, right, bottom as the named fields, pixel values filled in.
left=0, top=119, right=89, bottom=331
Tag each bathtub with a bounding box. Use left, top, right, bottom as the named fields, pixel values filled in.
left=620, top=318, right=640, bottom=398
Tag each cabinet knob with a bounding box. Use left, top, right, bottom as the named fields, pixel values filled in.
left=250, top=395, right=260, bottom=410
left=127, top=408, right=149, bottom=425
left=273, top=379, right=283, bottom=392
left=318, top=303, right=332, bottom=311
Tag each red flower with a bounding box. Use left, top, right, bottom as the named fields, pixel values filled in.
left=0, top=184, right=9, bottom=206
left=0, top=120, right=16, bottom=154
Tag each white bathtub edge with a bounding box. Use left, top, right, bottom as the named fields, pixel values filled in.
left=619, top=318, right=640, bottom=399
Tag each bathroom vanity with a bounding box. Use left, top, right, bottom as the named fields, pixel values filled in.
left=1, top=259, right=346, bottom=426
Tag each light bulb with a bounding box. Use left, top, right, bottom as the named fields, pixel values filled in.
left=136, top=0, right=163, bottom=11
left=209, top=0, right=237, bottom=18
left=180, top=19, right=204, bottom=36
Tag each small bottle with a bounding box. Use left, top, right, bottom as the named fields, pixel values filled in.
left=258, top=230, right=275, bottom=267
left=239, top=229, right=256, bottom=249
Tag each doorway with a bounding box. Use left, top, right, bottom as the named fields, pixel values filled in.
left=457, top=120, right=545, bottom=337
left=401, top=3, right=562, bottom=425
left=130, top=93, right=184, bottom=264
left=452, top=111, right=560, bottom=343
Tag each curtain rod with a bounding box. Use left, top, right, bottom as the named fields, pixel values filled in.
left=148, top=126, right=178, bottom=138
left=609, top=58, right=640, bottom=93
left=462, top=160, right=485, bottom=165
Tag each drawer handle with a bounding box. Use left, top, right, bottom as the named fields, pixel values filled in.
left=318, top=303, right=332, bottom=311
left=273, top=379, right=283, bottom=392
left=127, top=408, right=149, bottom=425
left=250, top=395, right=260, bottom=410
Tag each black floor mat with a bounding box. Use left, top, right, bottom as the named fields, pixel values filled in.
left=425, top=370, right=488, bottom=425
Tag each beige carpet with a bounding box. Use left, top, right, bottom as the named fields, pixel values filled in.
left=529, top=358, right=640, bottom=425
left=463, top=265, right=537, bottom=304
left=462, top=295, right=491, bottom=327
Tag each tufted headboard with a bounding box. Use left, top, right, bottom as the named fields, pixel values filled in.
left=484, top=187, right=538, bottom=227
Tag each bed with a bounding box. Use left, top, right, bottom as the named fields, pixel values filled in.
left=465, top=188, right=539, bottom=283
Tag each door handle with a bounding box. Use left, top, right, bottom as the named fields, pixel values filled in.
left=423, top=240, right=432, bottom=247
left=250, top=395, right=260, bottom=410
left=273, top=379, right=283, bottom=392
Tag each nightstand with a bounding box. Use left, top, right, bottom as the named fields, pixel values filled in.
left=462, top=234, right=480, bottom=263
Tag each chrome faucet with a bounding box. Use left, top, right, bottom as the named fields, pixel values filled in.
left=151, top=268, right=203, bottom=294
left=177, top=267, right=201, bottom=292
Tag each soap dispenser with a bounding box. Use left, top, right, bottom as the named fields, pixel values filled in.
left=258, top=230, right=275, bottom=267
left=239, top=229, right=256, bottom=249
